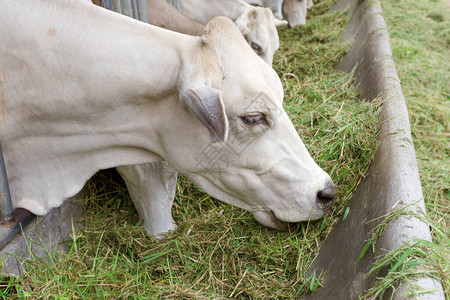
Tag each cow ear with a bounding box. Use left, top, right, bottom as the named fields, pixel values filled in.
left=234, top=12, right=251, bottom=36
left=275, top=19, right=288, bottom=29
left=179, top=84, right=228, bottom=143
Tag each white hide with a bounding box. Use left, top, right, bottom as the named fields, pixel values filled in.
left=180, top=0, right=288, bottom=66
left=241, top=0, right=283, bottom=20
left=1, top=0, right=333, bottom=237
left=282, top=0, right=313, bottom=27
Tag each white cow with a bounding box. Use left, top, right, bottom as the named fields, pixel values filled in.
left=282, top=0, right=314, bottom=27
left=180, top=0, right=288, bottom=66
left=1, top=0, right=335, bottom=238
left=241, top=0, right=283, bottom=20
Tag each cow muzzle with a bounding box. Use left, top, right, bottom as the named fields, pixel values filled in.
left=316, top=185, right=336, bottom=210
left=253, top=209, right=290, bottom=231
left=252, top=185, right=336, bottom=231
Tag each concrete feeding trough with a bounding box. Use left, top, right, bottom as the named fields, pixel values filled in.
left=303, top=0, right=445, bottom=298
left=0, top=0, right=445, bottom=298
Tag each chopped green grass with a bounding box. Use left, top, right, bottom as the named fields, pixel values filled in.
left=359, top=208, right=449, bottom=300
left=0, top=0, right=384, bottom=298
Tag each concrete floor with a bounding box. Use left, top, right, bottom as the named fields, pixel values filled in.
left=0, top=197, right=83, bottom=276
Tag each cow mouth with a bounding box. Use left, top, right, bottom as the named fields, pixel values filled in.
left=253, top=209, right=291, bottom=231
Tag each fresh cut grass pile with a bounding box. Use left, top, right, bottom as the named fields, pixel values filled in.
left=0, top=0, right=383, bottom=298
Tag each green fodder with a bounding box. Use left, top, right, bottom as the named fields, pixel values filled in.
left=359, top=207, right=449, bottom=300
left=3, top=1, right=382, bottom=298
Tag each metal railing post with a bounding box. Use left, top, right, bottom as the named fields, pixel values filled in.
left=0, top=140, right=14, bottom=222
left=136, top=0, right=149, bottom=23
left=101, top=0, right=148, bottom=22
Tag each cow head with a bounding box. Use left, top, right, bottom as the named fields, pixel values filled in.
left=162, top=17, right=334, bottom=230
left=234, top=6, right=287, bottom=66
left=282, top=0, right=308, bottom=27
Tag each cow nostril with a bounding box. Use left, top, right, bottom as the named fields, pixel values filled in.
left=317, top=185, right=336, bottom=209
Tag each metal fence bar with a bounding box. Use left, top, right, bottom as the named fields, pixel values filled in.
left=136, top=0, right=149, bottom=23
left=101, top=0, right=113, bottom=10
left=102, top=0, right=148, bottom=23
left=0, top=140, right=13, bottom=222
left=130, top=0, right=138, bottom=19
left=112, top=0, right=122, bottom=13
left=121, top=0, right=133, bottom=18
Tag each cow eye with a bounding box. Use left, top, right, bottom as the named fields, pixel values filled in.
left=251, top=42, right=262, bottom=55
left=241, top=114, right=267, bottom=126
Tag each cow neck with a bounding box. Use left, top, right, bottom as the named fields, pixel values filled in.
left=56, top=0, right=204, bottom=165
left=74, top=1, right=202, bottom=162
left=1, top=0, right=206, bottom=215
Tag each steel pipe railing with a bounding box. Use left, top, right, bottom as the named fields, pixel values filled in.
left=101, top=0, right=149, bottom=22
left=0, top=140, right=13, bottom=223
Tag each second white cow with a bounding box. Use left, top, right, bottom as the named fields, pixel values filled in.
left=1, top=0, right=334, bottom=238
left=180, top=0, right=288, bottom=66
